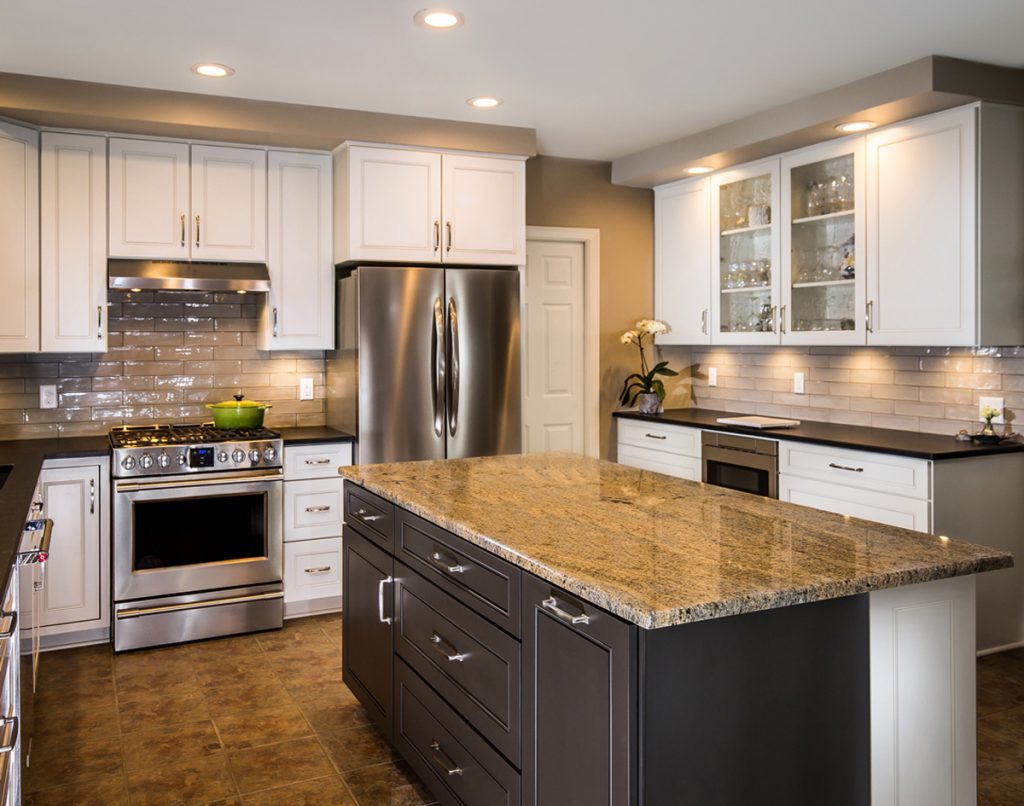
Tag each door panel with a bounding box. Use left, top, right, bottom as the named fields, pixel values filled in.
left=0, top=120, right=39, bottom=351
left=442, top=155, right=525, bottom=265
left=524, top=240, right=585, bottom=454
left=356, top=267, right=446, bottom=464
left=444, top=268, right=522, bottom=459
left=191, top=144, right=267, bottom=261
left=655, top=177, right=712, bottom=344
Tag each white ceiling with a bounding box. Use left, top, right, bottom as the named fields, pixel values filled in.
left=2, top=0, right=1022, bottom=161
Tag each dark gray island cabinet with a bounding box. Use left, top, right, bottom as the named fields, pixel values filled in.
left=340, top=455, right=1010, bottom=806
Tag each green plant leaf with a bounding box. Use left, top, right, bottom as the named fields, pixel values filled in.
left=652, top=379, right=666, bottom=399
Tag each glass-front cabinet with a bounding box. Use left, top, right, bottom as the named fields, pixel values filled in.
left=781, top=139, right=865, bottom=344
left=711, top=161, right=781, bottom=344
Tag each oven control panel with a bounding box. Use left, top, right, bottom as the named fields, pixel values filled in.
left=113, top=439, right=283, bottom=478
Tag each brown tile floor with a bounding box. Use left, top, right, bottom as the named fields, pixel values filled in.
left=26, top=614, right=438, bottom=806
left=27, top=617, right=1024, bottom=805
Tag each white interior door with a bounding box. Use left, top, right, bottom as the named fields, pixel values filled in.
left=523, top=239, right=585, bottom=453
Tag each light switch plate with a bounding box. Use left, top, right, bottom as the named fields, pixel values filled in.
left=793, top=372, right=805, bottom=394
left=979, top=396, right=1004, bottom=424
left=39, top=385, right=57, bottom=410
left=708, top=367, right=717, bottom=387
left=299, top=377, right=315, bottom=401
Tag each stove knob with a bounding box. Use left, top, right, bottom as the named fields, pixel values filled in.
left=139, top=454, right=154, bottom=470
left=157, top=454, right=171, bottom=469
left=218, top=450, right=229, bottom=463
left=263, top=446, right=277, bottom=462
left=121, top=455, right=137, bottom=471
left=232, top=448, right=246, bottom=464
left=249, top=449, right=261, bottom=463
left=177, top=453, right=187, bottom=466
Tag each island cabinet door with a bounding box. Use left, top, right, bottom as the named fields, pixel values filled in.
left=522, top=573, right=637, bottom=806
left=342, top=526, right=395, bottom=741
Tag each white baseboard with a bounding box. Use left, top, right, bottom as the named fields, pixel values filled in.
left=977, top=639, right=1024, bottom=657
left=284, top=596, right=343, bottom=619
left=38, top=626, right=110, bottom=651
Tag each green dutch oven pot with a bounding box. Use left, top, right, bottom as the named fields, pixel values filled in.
left=206, top=394, right=272, bottom=429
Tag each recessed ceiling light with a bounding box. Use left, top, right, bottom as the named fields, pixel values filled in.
left=191, top=63, right=235, bottom=78
left=834, top=120, right=877, bottom=133
left=414, top=8, right=464, bottom=29
left=467, top=96, right=502, bottom=109
left=685, top=166, right=713, bottom=175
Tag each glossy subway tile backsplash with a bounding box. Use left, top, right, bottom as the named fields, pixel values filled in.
left=0, top=290, right=326, bottom=441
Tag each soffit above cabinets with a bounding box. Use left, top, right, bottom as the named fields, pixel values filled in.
left=612, top=56, right=1024, bottom=189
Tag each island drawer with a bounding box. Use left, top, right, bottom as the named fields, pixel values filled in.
left=397, top=509, right=521, bottom=636
left=777, top=442, right=930, bottom=500
left=395, top=560, right=520, bottom=766
left=396, top=658, right=521, bottom=806
left=617, top=419, right=701, bottom=457
left=344, top=483, right=395, bottom=550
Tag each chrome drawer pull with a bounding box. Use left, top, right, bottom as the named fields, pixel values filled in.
left=645, top=433, right=667, bottom=440
left=354, top=508, right=383, bottom=523
left=828, top=462, right=864, bottom=473
left=305, top=505, right=331, bottom=513
left=542, top=595, right=590, bottom=625
left=429, top=740, right=463, bottom=776
left=304, top=566, right=332, bottom=575
left=378, top=576, right=393, bottom=625
left=305, top=458, right=332, bottom=465
left=0, top=612, right=16, bottom=640
left=429, top=631, right=468, bottom=662
left=429, top=551, right=465, bottom=574
left=0, top=718, right=17, bottom=754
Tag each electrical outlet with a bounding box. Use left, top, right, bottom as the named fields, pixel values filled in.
left=979, top=396, right=1004, bottom=424
left=793, top=372, right=805, bottom=394
left=39, top=385, right=57, bottom=410
left=708, top=367, right=717, bottom=387
left=299, top=377, right=315, bottom=401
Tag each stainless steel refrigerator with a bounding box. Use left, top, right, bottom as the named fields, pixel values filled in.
left=326, top=265, right=521, bottom=464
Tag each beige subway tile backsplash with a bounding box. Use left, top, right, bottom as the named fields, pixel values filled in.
left=0, top=290, right=327, bottom=440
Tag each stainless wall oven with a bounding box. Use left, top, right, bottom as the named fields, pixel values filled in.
left=701, top=431, right=778, bottom=498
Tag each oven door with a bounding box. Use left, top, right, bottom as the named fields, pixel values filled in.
left=702, top=446, right=778, bottom=498
left=113, top=469, right=283, bottom=602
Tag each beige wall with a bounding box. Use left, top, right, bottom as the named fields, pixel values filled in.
left=526, top=156, right=660, bottom=458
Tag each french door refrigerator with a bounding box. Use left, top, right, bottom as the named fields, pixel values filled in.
left=327, top=265, right=521, bottom=464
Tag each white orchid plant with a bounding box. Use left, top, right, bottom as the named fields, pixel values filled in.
left=618, top=319, right=678, bottom=406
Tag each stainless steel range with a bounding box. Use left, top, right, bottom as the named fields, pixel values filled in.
left=110, top=424, right=284, bottom=651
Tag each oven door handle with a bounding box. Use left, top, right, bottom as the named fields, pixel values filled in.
left=115, top=472, right=283, bottom=492
left=115, top=590, right=284, bottom=619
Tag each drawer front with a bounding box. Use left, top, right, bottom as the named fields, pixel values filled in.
left=778, top=442, right=930, bottom=500
left=779, top=475, right=931, bottom=532
left=617, top=419, right=701, bottom=457
left=284, top=478, right=344, bottom=541
left=344, top=483, right=395, bottom=552
left=396, top=658, right=521, bottom=806
left=617, top=444, right=700, bottom=481
left=283, top=537, right=342, bottom=603
left=395, top=561, right=520, bottom=765
left=397, top=509, right=520, bottom=636
left=283, top=442, right=353, bottom=480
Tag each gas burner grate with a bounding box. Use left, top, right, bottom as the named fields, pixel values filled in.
left=109, top=423, right=281, bottom=449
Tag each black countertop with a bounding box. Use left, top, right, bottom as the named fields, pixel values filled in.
left=613, top=408, right=1024, bottom=461
left=277, top=426, right=355, bottom=445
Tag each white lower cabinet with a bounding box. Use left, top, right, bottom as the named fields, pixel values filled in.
left=778, top=475, right=930, bottom=531
left=284, top=478, right=344, bottom=542
left=616, top=420, right=702, bottom=481
left=284, top=538, right=343, bottom=615
left=617, top=444, right=700, bottom=481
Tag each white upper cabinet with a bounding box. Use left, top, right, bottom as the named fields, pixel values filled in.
left=866, top=106, right=977, bottom=345
left=441, top=154, right=525, bottom=265
left=334, top=144, right=525, bottom=266
left=262, top=150, right=334, bottom=350
left=109, top=138, right=190, bottom=260
left=654, top=177, right=711, bottom=344
left=711, top=159, right=781, bottom=344
left=780, top=137, right=866, bottom=345
left=41, top=132, right=108, bottom=352
left=0, top=120, right=40, bottom=353
left=191, top=144, right=267, bottom=262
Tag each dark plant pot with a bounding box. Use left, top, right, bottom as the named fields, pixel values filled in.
left=637, top=393, right=662, bottom=415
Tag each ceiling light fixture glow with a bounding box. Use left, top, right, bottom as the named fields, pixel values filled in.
left=685, top=166, right=713, bottom=175
left=467, top=96, right=502, bottom=109
left=834, top=120, right=877, bottom=133
left=191, top=63, right=235, bottom=78
left=414, top=8, right=465, bottom=29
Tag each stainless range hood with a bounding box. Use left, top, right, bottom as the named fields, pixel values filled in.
left=108, top=259, right=271, bottom=293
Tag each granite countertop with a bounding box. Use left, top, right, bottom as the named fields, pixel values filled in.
left=614, top=407, right=1024, bottom=460
left=341, top=453, right=1013, bottom=630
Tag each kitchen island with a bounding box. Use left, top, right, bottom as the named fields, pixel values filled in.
left=340, top=453, right=1012, bottom=806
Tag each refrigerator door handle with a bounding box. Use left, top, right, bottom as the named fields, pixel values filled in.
left=447, top=297, right=460, bottom=437
left=432, top=296, right=445, bottom=438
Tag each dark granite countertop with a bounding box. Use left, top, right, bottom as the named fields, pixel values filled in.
left=614, top=408, right=1024, bottom=460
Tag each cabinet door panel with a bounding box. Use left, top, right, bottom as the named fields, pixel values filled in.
left=442, top=154, right=525, bottom=265
left=108, top=138, right=189, bottom=260
left=655, top=177, right=711, bottom=344
left=778, top=475, right=930, bottom=532
left=0, top=120, right=39, bottom=352
left=264, top=151, right=333, bottom=349
left=191, top=144, right=267, bottom=261
left=41, top=132, right=108, bottom=352
left=866, top=107, right=976, bottom=345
